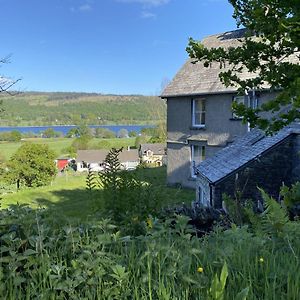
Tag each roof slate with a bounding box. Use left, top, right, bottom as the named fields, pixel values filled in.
left=140, top=143, right=166, bottom=155
left=161, top=29, right=298, bottom=97
left=77, top=149, right=139, bottom=164
left=197, top=123, right=300, bottom=184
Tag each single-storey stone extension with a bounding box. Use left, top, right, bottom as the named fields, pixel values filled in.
left=195, top=123, right=300, bottom=208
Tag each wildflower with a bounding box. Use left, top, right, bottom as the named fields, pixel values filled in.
left=259, top=257, right=264, bottom=263
left=197, top=267, right=204, bottom=273
left=146, top=218, right=153, bottom=229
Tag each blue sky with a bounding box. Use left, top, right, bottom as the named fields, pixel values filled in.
left=0, top=0, right=237, bottom=95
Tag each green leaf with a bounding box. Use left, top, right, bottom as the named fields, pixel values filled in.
left=220, top=262, right=228, bottom=290
left=235, top=287, right=250, bottom=300
left=23, top=249, right=37, bottom=256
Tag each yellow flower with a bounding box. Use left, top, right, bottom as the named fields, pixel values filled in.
left=146, top=218, right=153, bottom=229
left=259, top=257, right=264, bottom=263
left=197, top=267, right=204, bottom=273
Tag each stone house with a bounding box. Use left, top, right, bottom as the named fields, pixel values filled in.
left=139, top=143, right=166, bottom=166
left=161, top=28, right=296, bottom=189
left=195, top=123, right=300, bottom=208
left=77, top=149, right=139, bottom=172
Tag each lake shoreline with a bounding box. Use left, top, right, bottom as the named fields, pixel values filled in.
left=0, top=125, right=154, bottom=136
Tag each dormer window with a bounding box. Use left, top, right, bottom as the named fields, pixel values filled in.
left=192, top=99, right=205, bottom=127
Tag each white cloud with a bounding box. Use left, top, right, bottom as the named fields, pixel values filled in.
left=141, top=11, right=156, bottom=18
left=79, top=4, right=92, bottom=11
left=70, top=1, right=93, bottom=13
left=117, top=0, right=170, bottom=7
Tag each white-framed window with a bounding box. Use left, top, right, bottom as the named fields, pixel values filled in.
left=248, top=95, right=258, bottom=110
left=232, top=95, right=259, bottom=118
left=191, top=145, right=206, bottom=177
left=192, top=99, right=206, bottom=127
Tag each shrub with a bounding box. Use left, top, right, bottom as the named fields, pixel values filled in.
left=5, top=143, right=57, bottom=188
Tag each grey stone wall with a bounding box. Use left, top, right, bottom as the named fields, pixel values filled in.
left=196, top=175, right=211, bottom=206
left=212, top=136, right=294, bottom=208
left=166, top=91, right=279, bottom=189
left=167, top=94, right=248, bottom=145
left=292, top=134, right=300, bottom=181
left=167, top=141, right=223, bottom=189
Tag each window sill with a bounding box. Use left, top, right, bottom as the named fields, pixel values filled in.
left=190, top=126, right=206, bottom=130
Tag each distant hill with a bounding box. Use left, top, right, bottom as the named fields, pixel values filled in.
left=0, top=92, right=166, bottom=126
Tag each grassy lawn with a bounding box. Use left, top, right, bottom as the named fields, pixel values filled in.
left=0, top=137, right=138, bottom=160
left=1, top=167, right=194, bottom=222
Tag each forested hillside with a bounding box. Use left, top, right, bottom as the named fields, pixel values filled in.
left=0, top=92, right=166, bottom=126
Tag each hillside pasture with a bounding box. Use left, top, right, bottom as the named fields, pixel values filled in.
left=0, top=137, right=138, bottom=160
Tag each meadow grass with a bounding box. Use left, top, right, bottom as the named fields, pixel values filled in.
left=0, top=166, right=299, bottom=299
left=0, top=207, right=299, bottom=300
left=1, top=167, right=194, bottom=222
left=0, top=137, right=137, bottom=160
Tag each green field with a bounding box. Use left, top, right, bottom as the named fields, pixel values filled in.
left=0, top=137, right=138, bottom=160
left=1, top=167, right=194, bottom=221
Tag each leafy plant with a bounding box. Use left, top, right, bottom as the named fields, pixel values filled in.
left=86, top=148, right=160, bottom=234
left=209, top=262, right=228, bottom=300
left=281, top=182, right=300, bottom=219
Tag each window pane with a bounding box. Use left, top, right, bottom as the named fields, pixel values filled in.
left=195, top=99, right=205, bottom=112
left=192, top=145, right=205, bottom=164
left=201, top=112, right=205, bottom=125
left=195, top=112, right=201, bottom=125
left=193, top=99, right=205, bottom=126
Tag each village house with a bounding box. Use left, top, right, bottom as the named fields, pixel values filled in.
left=55, top=157, right=70, bottom=172
left=195, top=123, right=300, bottom=207
left=139, top=143, right=166, bottom=166
left=161, top=28, right=296, bottom=189
left=76, top=149, right=139, bottom=172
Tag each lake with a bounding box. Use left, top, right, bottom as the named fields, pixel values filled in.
left=0, top=125, right=154, bottom=136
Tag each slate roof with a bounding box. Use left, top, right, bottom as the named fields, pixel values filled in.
left=140, top=143, right=166, bottom=155
left=77, top=150, right=107, bottom=163
left=119, top=149, right=139, bottom=162
left=197, top=123, right=300, bottom=184
left=161, top=29, right=298, bottom=97
left=77, top=149, right=139, bottom=164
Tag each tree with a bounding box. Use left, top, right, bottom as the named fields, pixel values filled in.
left=9, top=130, right=22, bottom=142
left=6, top=143, right=57, bottom=188
left=128, top=130, right=137, bottom=137
left=117, top=128, right=129, bottom=138
left=77, top=124, right=93, bottom=138
left=187, top=0, right=299, bottom=133
left=66, top=128, right=79, bottom=138
left=0, top=130, right=21, bottom=142
left=0, top=56, right=21, bottom=116
left=43, top=128, right=60, bottom=138
left=94, top=127, right=116, bottom=139
left=0, top=56, right=21, bottom=95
